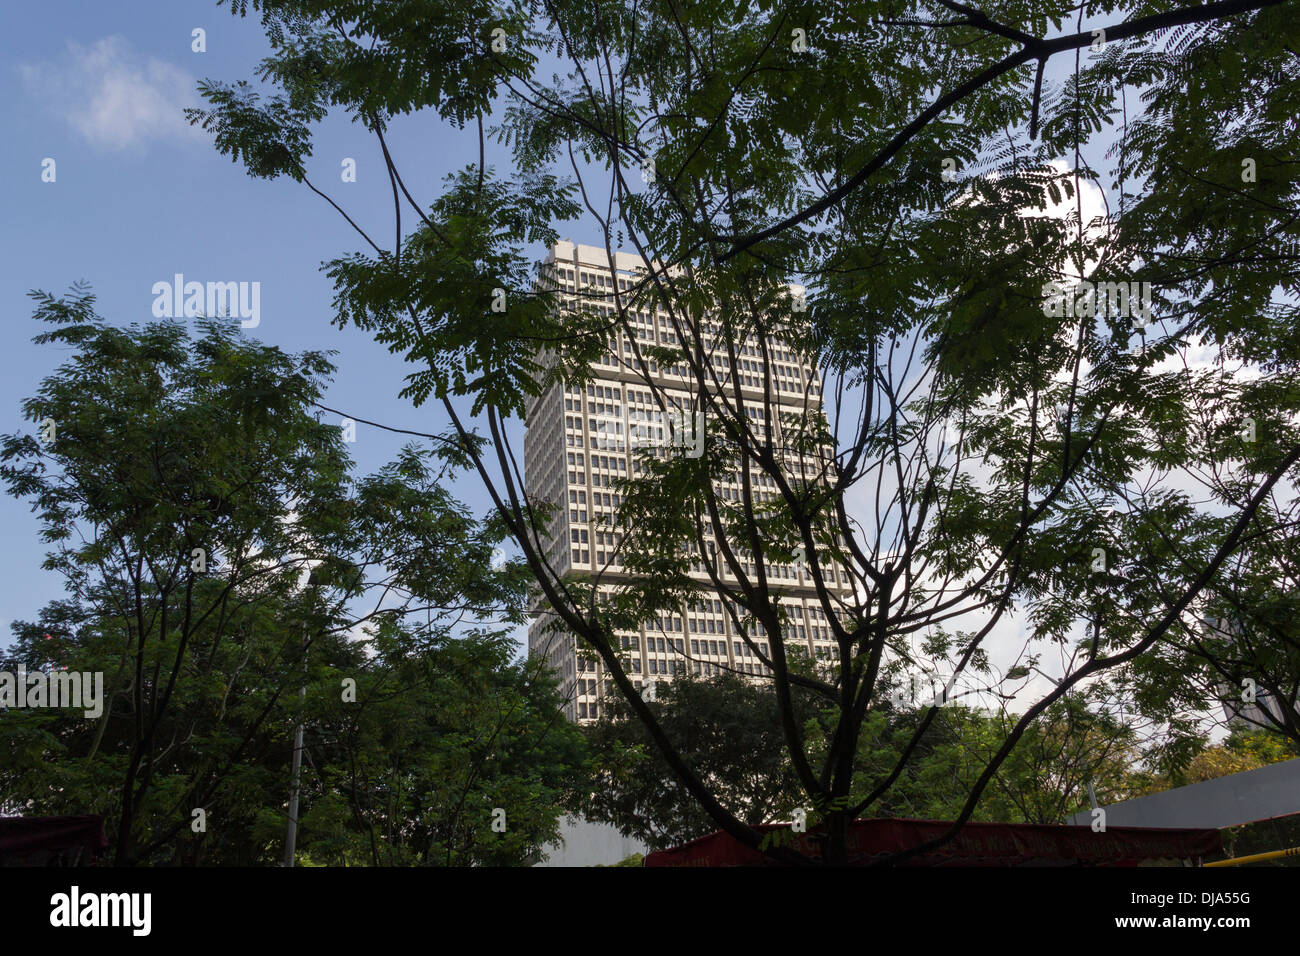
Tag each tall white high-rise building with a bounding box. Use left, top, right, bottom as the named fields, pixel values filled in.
left=524, top=241, right=849, bottom=722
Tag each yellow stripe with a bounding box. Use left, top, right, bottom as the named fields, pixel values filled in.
left=1204, top=845, right=1300, bottom=867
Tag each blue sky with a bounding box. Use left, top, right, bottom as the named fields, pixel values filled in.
left=0, top=1, right=534, bottom=651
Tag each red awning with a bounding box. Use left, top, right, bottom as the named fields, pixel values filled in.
left=0, top=815, right=108, bottom=866
left=644, top=817, right=1222, bottom=867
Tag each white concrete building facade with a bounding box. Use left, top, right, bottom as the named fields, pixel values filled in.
left=524, top=241, right=849, bottom=722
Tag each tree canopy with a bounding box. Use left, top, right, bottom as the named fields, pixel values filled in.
left=0, top=287, right=584, bottom=865
left=188, top=0, right=1300, bottom=864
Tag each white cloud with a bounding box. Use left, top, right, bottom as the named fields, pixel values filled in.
left=19, top=36, right=202, bottom=151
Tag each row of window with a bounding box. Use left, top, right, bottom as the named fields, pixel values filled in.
left=571, top=548, right=628, bottom=567
left=568, top=470, right=624, bottom=487
left=566, top=452, right=629, bottom=471
left=548, top=272, right=819, bottom=365
left=580, top=634, right=773, bottom=664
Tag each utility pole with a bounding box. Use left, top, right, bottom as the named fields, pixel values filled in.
left=283, top=626, right=307, bottom=867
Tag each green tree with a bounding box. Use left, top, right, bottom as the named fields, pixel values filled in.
left=0, top=286, right=579, bottom=865
left=300, top=619, right=586, bottom=866
left=191, top=0, right=1300, bottom=864
left=857, top=697, right=1145, bottom=824
left=1126, top=542, right=1300, bottom=752
left=584, top=673, right=1145, bottom=846
left=1136, top=727, right=1298, bottom=793
left=581, top=672, right=807, bottom=849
